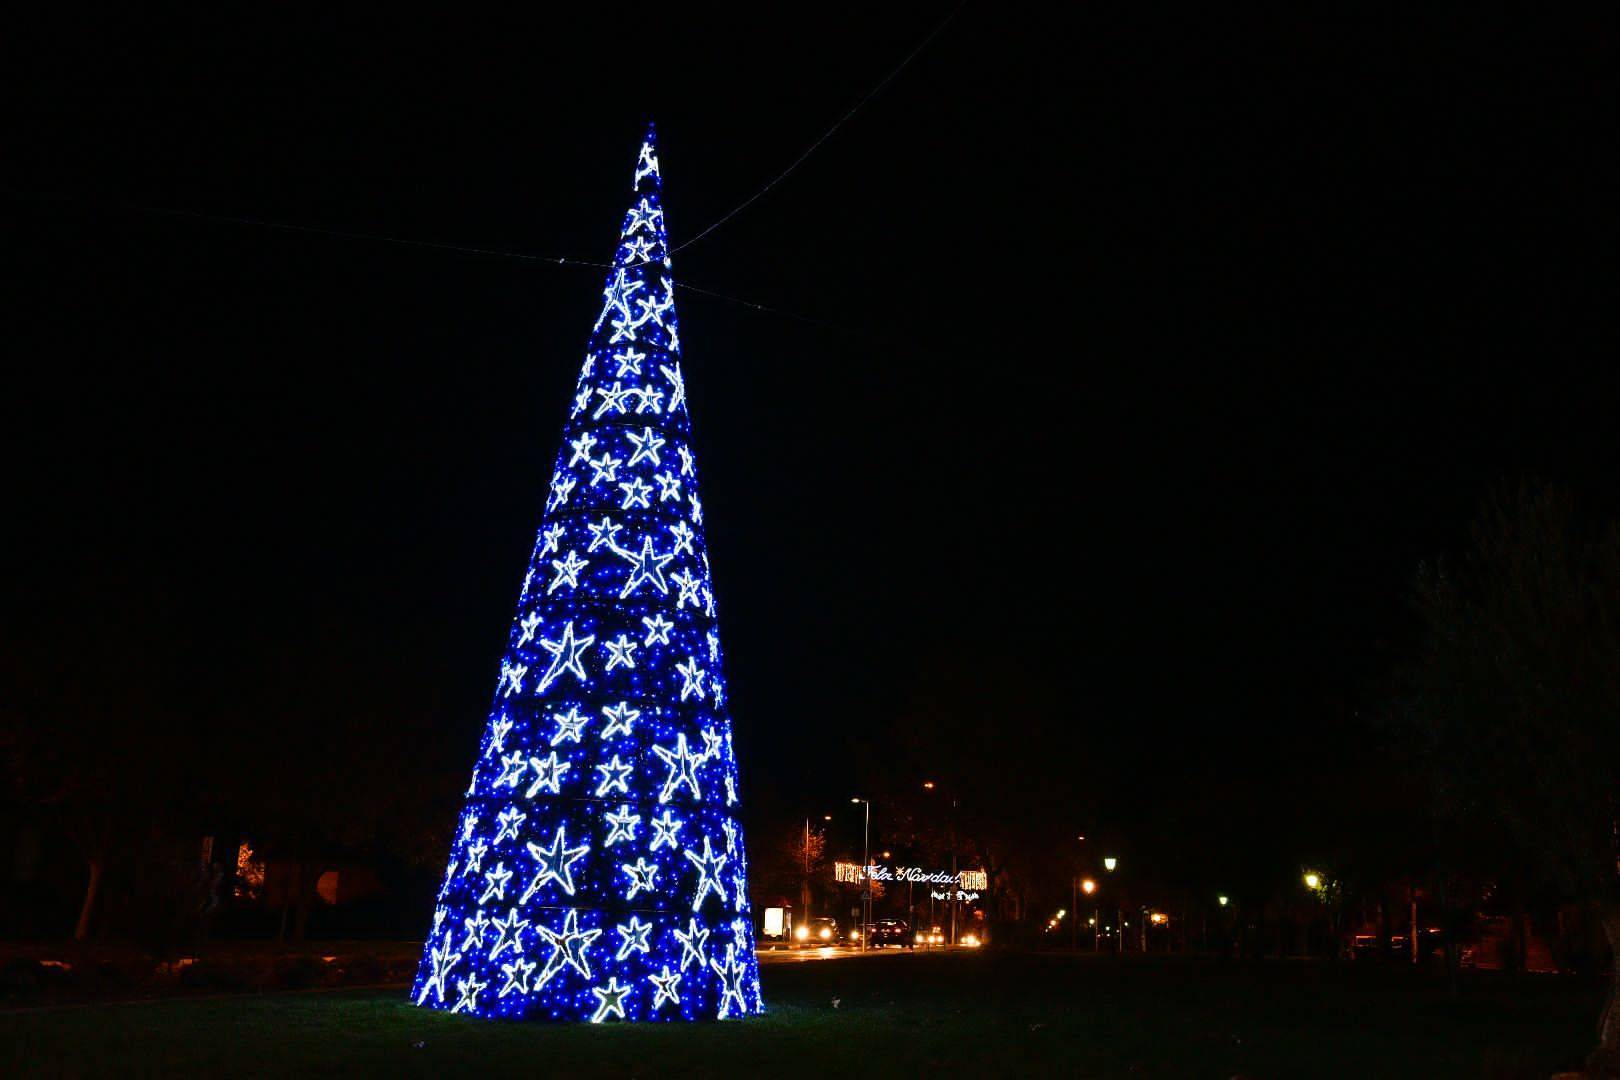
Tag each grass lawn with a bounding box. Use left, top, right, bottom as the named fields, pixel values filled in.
left=1, top=950, right=1602, bottom=1078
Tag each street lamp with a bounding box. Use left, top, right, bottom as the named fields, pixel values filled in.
left=1081, top=878, right=1096, bottom=895
left=1217, top=895, right=1229, bottom=907
left=1103, top=857, right=1118, bottom=872
left=1303, top=871, right=1321, bottom=890
left=851, top=798, right=870, bottom=950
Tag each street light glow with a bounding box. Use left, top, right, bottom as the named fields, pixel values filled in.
left=1103, top=857, right=1118, bottom=872
left=1218, top=895, right=1229, bottom=907
left=1081, top=878, right=1096, bottom=895
left=1304, top=872, right=1321, bottom=890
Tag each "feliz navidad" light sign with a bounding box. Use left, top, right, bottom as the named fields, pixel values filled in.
left=834, top=862, right=988, bottom=891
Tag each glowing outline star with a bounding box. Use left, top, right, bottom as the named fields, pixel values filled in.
left=547, top=474, right=576, bottom=511
left=536, top=621, right=595, bottom=694
left=625, top=426, right=665, bottom=466
left=500, top=660, right=527, bottom=697
left=707, top=631, right=721, bottom=663
left=650, top=809, right=684, bottom=851
left=650, top=965, right=682, bottom=1009
left=676, top=656, right=707, bottom=701
left=669, top=521, right=696, bottom=556
left=461, top=909, right=490, bottom=952
left=572, top=386, right=593, bottom=417
left=660, top=363, right=686, bottom=411
left=712, top=944, right=749, bottom=1019
left=416, top=939, right=461, bottom=1005
left=612, top=347, right=646, bottom=377
left=634, top=384, right=664, bottom=414
left=567, top=431, right=598, bottom=466
left=700, top=726, right=723, bottom=762
left=450, top=971, right=486, bottom=1016
left=602, top=268, right=646, bottom=322
left=494, top=750, right=528, bottom=790
left=588, top=452, right=623, bottom=487
left=604, top=634, right=639, bottom=671
left=594, top=381, right=632, bottom=418
left=480, top=861, right=513, bottom=904
left=499, top=956, right=537, bottom=998
left=460, top=813, right=479, bottom=843
left=604, top=804, right=640, bottom=847
left=623, top=235, right=656, bottom=263
left=677, top=445, right=695, bottom=477
left=722, top=817, right=739, bottom=853
left=620, top=857, right=659, bottom=900
left=548, top=550, right=589, bottom=594
left=594, top=754, right=633, bottom=797
left=540, top=522, right=566, bottom=555
left=634, top=293, right=672, bottom=327
left=618, top=477, right=652, bottom=509
left=489, top=907, right=529, bottom=961
left=617, top=536, right=674, bottom=598
left=654, top=471, right=682, bottom=502
left=609, top=317, right=638, bottom=344
left=462, top=837, right=489, bottom=875
left=689, top=494, right=703, bottom=524
left=493, top=807, right=526, bottom=844
left=653, top=732, right=703, bottom=804
left=488, top=716, right=515, bottom=756
left=517, top=612, right=541, bottom=646
left=642, top=613, right=674, bottom=646
left=521, top=825, right=590, bottom=902
left=590, top=976, right=631, bottom=1023
left=615, top=916, right=653, bottom=961
left=671, top=570, right=702, bottom=610
left=550, top=706, right=589, bottom=745
left=586, top=516, right=624, bottom=553
left=674, top=918, right=709, bottom=972
left=523, top=750, right=571, bottom=798
left=684, top=835, right=730, bottom=911
left=600, top=701, right=640, bottom=740
left=626, top=197, right=663, bottom=235
left=732, top=870, right=749, bottom=911
left=536, top=908, right=601, bottom=989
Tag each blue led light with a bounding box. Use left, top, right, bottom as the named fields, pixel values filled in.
left=411, top=125, right=764, bottom=1022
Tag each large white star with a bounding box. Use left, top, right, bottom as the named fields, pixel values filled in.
left=620, top=856, right=659, bottom=900
left=536, top=621, right=595, bottom=694
left=594, top=754, right=634, bottom=797
left=416, top=939, right=461, bottom=1005
left=676, top=656, right=707, bottom=701
left=618, top=477, right=652, bottom=509
left=654, top=471, right=682, bottom=502
left=522, top=825, right=591, bottom=901
left=498, top=956, right=537, bottom=998
left=650, top=809, right=684, bottom=851
left=626, top=426, right=664, bottom=466
left=618, top=537, right=674, bottom=599
left=594, top=381, right=632, bottom=418
left=602, top=268, right=645, bottom=322
left=460, top=909, right=490, bottom=952
left=586, top=516, right=624, bottom=554
left=650, top=964, right=682, bottom=1009
left=588, top=453, right=623, bottom=487
left=673, top=917, right=709, bottom=972
left=480, top=861, right=513, bottom=904
left=451, top=971, right=487, bottom=1015
left=489, top=907, right=529, bottom=960
left=604, top=634, right=639, bottom=670
left=633, top=384, right=664, bottom=414
left=642, top=613, right=674, bottom=646
left=615, top=916, right=653, bottom=961
left=567, top=431, right=598, bottom=466
left=613, top=347, right=646, bottom=377
left=536, top=908, right=601, bottom=989
left=590, top=976, right=632, bottom=1023
left=626, top=197, right=663, bottom=235
left=549, top=706, right=589, bottom=746
left=653, top=732, right=703, bottom=804
left=548, top=550, right=589, bottom=594
left=493, top=750, right=528, bottom=790
left=493, top=806, right=526, bottom=844
left=604, top=803, right=640, bottom=847
left=684, top=835, right=730, bottom=911
left=600, top=702, right=640, bottom=740
left=523, top=750, right=571, bottom=798
left=711, top=943, right=749, bottom=1019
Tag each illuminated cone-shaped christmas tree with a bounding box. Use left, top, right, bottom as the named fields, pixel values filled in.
left=412, top=126, right=764, bottom=1022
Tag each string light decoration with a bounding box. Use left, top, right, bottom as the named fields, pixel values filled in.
left=412, top=125, right=764, bottom=1022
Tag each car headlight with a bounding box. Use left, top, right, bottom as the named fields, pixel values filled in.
left=818, top=927, right=831, bottom=940
left=794, top=925, right=809, bottom=941
left=914, top=933, right=924, bottom=944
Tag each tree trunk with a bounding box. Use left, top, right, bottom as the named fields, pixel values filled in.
left=74, top=859, right=104, bottom=942
left=1591, top=904, right=1620, bottom=1077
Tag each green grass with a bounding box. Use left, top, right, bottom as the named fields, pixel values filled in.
left=1, top=951, right=1601, bottom=1078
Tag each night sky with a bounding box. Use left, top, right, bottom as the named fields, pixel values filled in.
left=4, top=10, right=1612, bottom=867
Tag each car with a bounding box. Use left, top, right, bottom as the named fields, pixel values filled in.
left=856, top=918, right=913, bottom=948
left=793, top=916, right=840, bottom=945
left=913, top=925, right=946, bottom=947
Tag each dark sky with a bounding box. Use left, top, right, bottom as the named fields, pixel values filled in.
left=3, top=10, right=1613, bottom=861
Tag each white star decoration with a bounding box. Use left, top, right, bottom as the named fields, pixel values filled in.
left=618, top=536, right=674, bottom=598
left=674, top=917, right=709, bottom=972
left=418, top=940, right=460, bottom=1005
left=489, top=907, right=528, bottom=960
left=536, top=908, right=601, bottom=989
left=594, top=754, right=633, bottom=797
left=642, top=613, right=674, bottom=646
left=536, top=621, right=595, bottom=694
left=604, top=804, right=640, bottom=846
left=549, top=706, right=589, bottom=745
left=626, top=426, right=664, bottom=466
left=676, top=656, right=707, bottom=701
left=684, top=835, right=729, bottom=910
left=604, top=634, right=639, bottom=670
left=618, top=477, right=652, bottom=509
left=494, top=806, right=526, bottom=844
left=524, top=750, right=571, bottom=797
left=590, top=976, right=631, bottom=1023
left=452, top=969, right=489, bottom=1014
left=712, top=943, right=749, bottom=1019
left=499, top=956, right=537, bottom=998
left=600, top=701, right=640, bottom=739
left=650, top=809, right=684, bottom=851
left=548, top=550, right=588, bottom=593
left=653, top=733, right=703, bottom=803
left=586, top=516, right=624, bottom=553
left=522, top=825, right=590, bottom=901
left=620, top=856, right=659, bottom=900
left=650, top=965, right=682, bottom=1009
left=480, top=861, right=513, bottom=904
left=615, top=916, right=653, bottom=961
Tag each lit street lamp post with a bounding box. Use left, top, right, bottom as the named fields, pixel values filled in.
left=851, top=798, right=870, bottom=951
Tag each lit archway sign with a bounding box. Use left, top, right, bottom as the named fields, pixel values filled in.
left=834, top=862, right=987, bottom=891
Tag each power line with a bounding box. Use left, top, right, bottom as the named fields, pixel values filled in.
left=671, top=0, right=968, bottom=254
